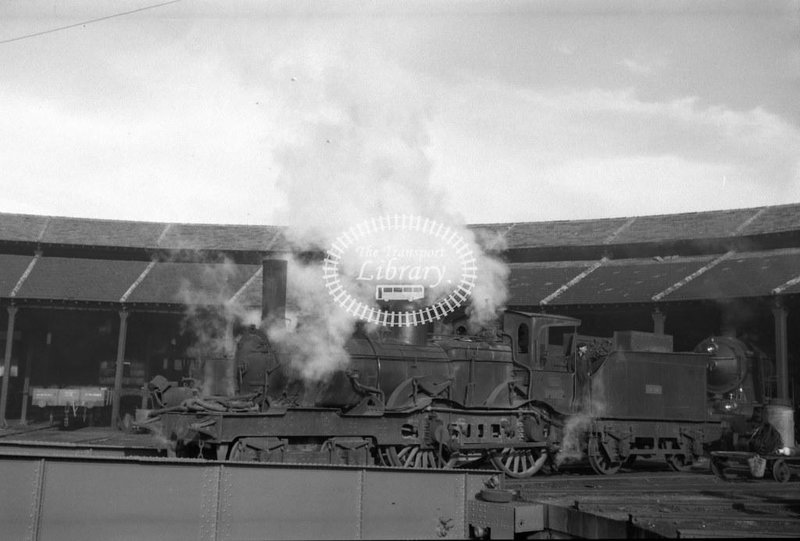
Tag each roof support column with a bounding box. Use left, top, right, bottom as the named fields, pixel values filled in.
left=110, top=308, right=129, bottom=428
left=651, top=307, right=666, bottom=335
left=771, top=299, right=790, bottom=405
left=19, top=346, right=33, bottom=425
left=0, top=305, right=18, bottom=428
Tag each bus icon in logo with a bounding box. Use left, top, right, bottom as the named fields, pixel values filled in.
left=323, top=215, right=476, bottom=326
left=375, top=284, right=425, bottom=302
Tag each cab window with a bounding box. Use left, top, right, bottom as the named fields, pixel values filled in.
left=517, top=323, right=529, bottom=354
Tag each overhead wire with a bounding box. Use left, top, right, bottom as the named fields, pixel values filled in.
left=0, top=0, right=182, bottom=45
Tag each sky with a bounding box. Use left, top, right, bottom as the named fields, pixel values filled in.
left=0, top=0, right=798, bottom=227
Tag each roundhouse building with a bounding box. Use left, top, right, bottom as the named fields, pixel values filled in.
left=0, top=204, right=798, bottom=428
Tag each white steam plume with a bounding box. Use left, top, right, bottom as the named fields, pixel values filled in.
left=176, top=256, right=262, bottom=395
left=555, top=370, right=608, bottom=467
left=467, top=227, right=510, bottom=331
left=268, top=45, right=509, bottom=380
left=266, top=257, right=355, bottom=381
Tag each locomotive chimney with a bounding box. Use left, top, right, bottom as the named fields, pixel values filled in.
left=262, top=253, right=288, bottom=329
left=386, top=301, right=429, bottom=346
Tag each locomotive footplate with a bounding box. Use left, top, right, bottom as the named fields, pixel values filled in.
left=155, top=403, right=556, bottom=468
left=158, top=408, right=408, bottom=460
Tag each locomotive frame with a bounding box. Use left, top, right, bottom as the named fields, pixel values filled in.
left=149, top=306, right=760, bottom=478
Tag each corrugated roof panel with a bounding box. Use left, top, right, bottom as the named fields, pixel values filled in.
left=738, top=204, right=800, bottom=236
left=548, top=256, right=715, bottom=305
left=508, top=262, right=592, bottom=305
left=613, top=208, right=758, bottom=244
left=504, top=218, right=629, bottom=248
left=0, top=213, right=49, bottom=242
left=0, top=254, right=35, bottom=297
left=41, top=217, right=166, bottom=248
left=15, top=258, right=148, bottom=302
left=127, top=262, right=260, bottom=305
left=661, top=249, right=800, bottom=301
left=158, top=224, right=282, bottom=251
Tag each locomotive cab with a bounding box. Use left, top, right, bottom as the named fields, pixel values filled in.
left=502, top=311, right=582, bottom=413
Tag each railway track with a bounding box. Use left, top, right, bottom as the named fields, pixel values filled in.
left=0, top=423, right=167, bottom=457
left=500, top=464, right=800, bottom=538
left=4, top=426, right=799, bottom=538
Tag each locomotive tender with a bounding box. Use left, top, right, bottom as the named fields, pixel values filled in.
left=150, top=260, right=765, bottom=477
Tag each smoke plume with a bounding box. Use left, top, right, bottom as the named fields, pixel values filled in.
left=555, top=372, right=608, bottom=467
left=175, top=255, right=261, bottom=395
left=555, top=413, right=592, bottom=466
left=265, top=257, right=354, bottom=381
left=268, top=45, right=510, bottom=379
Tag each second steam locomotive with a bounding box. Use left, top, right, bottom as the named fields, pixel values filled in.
left=146, top=259, right=768, bottom=477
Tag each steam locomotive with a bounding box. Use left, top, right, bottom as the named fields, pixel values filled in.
left=146, top=261, right=768, bottom=478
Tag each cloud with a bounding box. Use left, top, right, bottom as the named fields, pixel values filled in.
left=429, top=81, right=800, bottom=221
left=0, top=20, right=289, bottom=224
left=554, top=41, right=576, bottom=56
left=1, top=4, right=797, bottom=228
left=619, top=57, right=654, bottom=75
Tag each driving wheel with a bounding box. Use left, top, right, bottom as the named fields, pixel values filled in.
left=665, top=452, right=696, bottom=472
left=587, top=436, right=622, bottom=475
left=490, top=447, right=548, bottom=479
left=382, top=445, right=450, bottom=469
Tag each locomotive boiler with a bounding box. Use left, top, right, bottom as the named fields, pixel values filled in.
left=147, top=259, right=767, bottom=477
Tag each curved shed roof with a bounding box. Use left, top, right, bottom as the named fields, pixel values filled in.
left=470, top=203, right=800, bottom=249
left=507, top=248, right=800, bottom=307
left=0, top=214, right=284, bottom=252
left=0, top=254, right=261, bottom=310
left=2, top=202, right=799, bottom=253
left=1, top=203, right=799, bottom=309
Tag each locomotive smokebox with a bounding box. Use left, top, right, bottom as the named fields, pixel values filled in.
left=262, top=254, right=288, bottom=329
left=696, top=336, right=750, bottom=395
